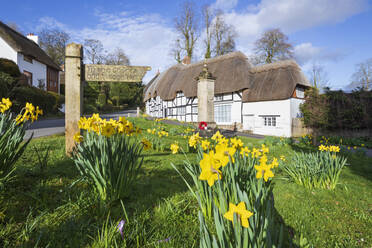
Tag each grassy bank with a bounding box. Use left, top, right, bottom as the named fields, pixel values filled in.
left=0, top=118, right=371, bottom=247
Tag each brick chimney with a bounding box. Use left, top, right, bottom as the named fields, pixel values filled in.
left=26, top=33, right=39, bottom=45
left=182, top=56, right=191, bottom=65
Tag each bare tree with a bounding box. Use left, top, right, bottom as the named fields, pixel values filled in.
left=84, top=39, right=105, bottom=64
left=39, top=28, right=70, bottom=66
left=350, top=58, right=372, bottom=90
left=202, top=5, right=213, bottom=59
left=253, top=28, right=293, bottom=64
left=308, top=63, right=329, bottom=90
left=105, top=47, right=130, bottom=65
left=211, top=10, right=237, bottom=57
left=174, top=1, right=199, bottom=60
left=170, top=39, right=184, bottom=64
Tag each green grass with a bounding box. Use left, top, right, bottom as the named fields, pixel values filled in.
left=0, top=118, right=371, bottom=247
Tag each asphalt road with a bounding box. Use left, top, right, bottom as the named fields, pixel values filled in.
left=25, top=110, right=137, bottom=139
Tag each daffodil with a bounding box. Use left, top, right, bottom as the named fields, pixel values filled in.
left=251, top=148, right=261, bottom=158
left=141, top=138, right=152, bottom=150
left=255, top=158, right=274, bottom=182
left=211, top=131, right=223, bottom=141
left=271, top=157, right=279, bottom=168
left=189, top=133, right=201, bottom=148
left=261, top=144, right=269, bottom=154
left=0, top=98, right=12, bottom=113
left=199, top=151, right=222, bottom=186
left=215, top=143, right=236, bottom=164
left=240, top=147, right=251, bottom=157
left=74, top=132, right=83, bottom=143
left=280, top=155, right=286, bottom=161
left=201, top=140, right=210, bottom=150
left=101, top=123, right=116, bottom=137
left=223, top=202, right=253, bottom=228
left=170, top=142, right=179, bottom=154
left=230, top=137, right=244, bottom=149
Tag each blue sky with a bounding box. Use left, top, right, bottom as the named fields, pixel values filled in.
left=1, top=0, right=371, bottom=88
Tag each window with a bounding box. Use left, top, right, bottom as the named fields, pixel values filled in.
left=262, top=116, right=278, bottom=127
left=192, top=105, right=198, bottom=113
left=215, top=104, right=231, bottom=123
left=295, top=87, right=305, bottom=98
left=23, top=71, right=33, bottom=86
left=178, top=107, right=186, bottom=115
left=23, top=55, right=33, bottom=63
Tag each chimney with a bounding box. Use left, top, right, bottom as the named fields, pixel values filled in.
left=182, top=56, right=191, bottom=65
left=27, top=33, right=39, bottom=45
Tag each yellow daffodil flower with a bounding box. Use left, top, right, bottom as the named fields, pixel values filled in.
left=271, top=157, right=279, bottom=168
left=261, top=144, right=269, bottom=154
left=255, top=162, right=274, bottom=182
left=141, top=138, right=152, bottom=150
left=251, top=148, right=261, bottom=158
left=280, top=155, right=286, bottom=161
left=199, top=151, right=222, bottom=186
left=240, top=147, right=251, bottom=157
left=73, top=132, right=83, bottom=143
left=201, top=140, right=210, bottom=150
left=170, top=142, right=179, bottom=154
left=230, top=137, right=244, bottom=149
left=211, top=131, right=223, bottom=141
left=223, top=202, right=253, bottom=228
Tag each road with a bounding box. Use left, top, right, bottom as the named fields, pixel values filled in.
left=25, top=110, right=137, bottom=139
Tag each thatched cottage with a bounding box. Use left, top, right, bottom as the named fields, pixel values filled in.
left=0, top=21, right=60, bottom=93
left=144, top=52, right=310, bottom=137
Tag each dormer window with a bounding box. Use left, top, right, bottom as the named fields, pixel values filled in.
left=295, top=87, right=305, bottom=98
left=23, top=55, right=33, bottom=63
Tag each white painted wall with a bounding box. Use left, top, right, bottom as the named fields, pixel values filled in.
left=242, top=99, right=292, bottom=137
left=0, top=37, right=17, bottom=63
left=17, top=53, right=47, bottom=89
left=146, top=94, right=304, bottom=137
left=290, top=98, right=305, bottom=118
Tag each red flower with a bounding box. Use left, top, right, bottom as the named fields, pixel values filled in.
left=199, top=121, right=208, bottom=130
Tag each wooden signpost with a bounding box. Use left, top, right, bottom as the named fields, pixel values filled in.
left=65, top=43, right=151, bottom=154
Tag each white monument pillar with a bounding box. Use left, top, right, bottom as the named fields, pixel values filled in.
left=65, top=43, right=83, bottom=154
left=197, top=61, right=216, bottom=125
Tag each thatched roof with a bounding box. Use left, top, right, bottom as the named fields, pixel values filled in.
left=144, top=52, right=310, bottom=103
left=242, top=60, right=310, bottom=102
left=0, top=21, right=60, bottom=70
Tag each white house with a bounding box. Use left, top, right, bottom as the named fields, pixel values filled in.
left=144, top=52, right=310, bottom=137
left=0, top=21, right=60, bottom=93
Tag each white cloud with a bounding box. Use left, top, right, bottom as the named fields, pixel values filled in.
left=37, top=12, right=178, bottom=83
left=35, top=0, right=368, bottom=83
left=224, top=0, right=368, bottom=42
left=211, top=0, right=238, bottom=10
left=294, top=42, right=346, bottom=65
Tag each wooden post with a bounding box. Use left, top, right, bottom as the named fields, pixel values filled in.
left=65, top=43, right=83, bottom=154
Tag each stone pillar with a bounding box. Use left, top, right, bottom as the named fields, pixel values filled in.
left=65, top=43, right=83, bottom=154
left=197, top=61, right=216, bottom=125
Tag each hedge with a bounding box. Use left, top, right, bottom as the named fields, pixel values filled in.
left=0, top=58, right=21, bottom=78
left=10, top=86, right=62, bottom=115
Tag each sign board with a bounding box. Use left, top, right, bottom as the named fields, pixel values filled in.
left=84, top=64, right=151, bottom=82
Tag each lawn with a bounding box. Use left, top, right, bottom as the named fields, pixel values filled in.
left=0, top=117, right=371, bottom=247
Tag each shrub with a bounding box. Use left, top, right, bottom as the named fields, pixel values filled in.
left=10, top=86, right=59, bottom=115
left=283, top=147, right=347, bottom=190
left=0, top=58, right=21, bottom=78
